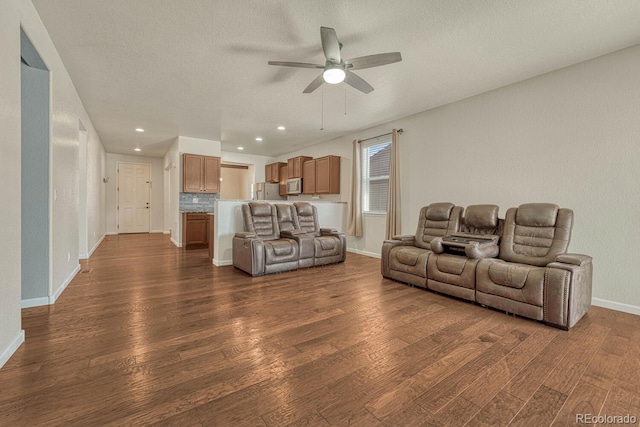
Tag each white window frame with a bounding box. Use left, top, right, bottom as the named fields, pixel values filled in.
left=362, top=138, right=392, bottom=215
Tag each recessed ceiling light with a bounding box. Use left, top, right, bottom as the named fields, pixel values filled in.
left=134, top=148, right=141, bottom=152
left=277, top=126, right=286, bottom=130
left=238, top=147, right=244, bottom=150
left=255, top=137, right=263, bottom=141
left=135, top=128, right=144, bottom=132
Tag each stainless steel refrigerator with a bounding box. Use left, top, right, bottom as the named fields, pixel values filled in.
left=253, top=182, right=285, bottom=200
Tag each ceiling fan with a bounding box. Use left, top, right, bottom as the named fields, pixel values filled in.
left=268, top=27, right=402, bottom=94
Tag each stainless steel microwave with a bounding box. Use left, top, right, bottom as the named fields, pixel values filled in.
left=286, top=177, right=302, bottom=195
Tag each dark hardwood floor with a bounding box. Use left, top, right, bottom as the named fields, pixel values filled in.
left=1, top=234, right=639, bottom=426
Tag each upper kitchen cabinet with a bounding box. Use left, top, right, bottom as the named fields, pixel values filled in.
left=302, top=159, right=316, bottom=194
left=265, top=162, right=287, bottom=183
left=302, top=155, right=341, bottom=194
left=279, top=164, right=288, bottom=196
left=182, top=153, right=220, bottom=193
left=287, top=156, right=313, bottom=179
left=315, top=155, right=340, bottom=194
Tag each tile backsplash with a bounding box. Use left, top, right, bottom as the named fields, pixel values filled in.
left=179, top=192, right=219, bottom=212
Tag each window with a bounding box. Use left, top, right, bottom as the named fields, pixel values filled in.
left=362, top=139, right=392, bottom=214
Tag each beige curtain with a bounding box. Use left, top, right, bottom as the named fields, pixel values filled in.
left=347, top=139, right=363, bottom=237
left=385, top=129, right=401, bottom=239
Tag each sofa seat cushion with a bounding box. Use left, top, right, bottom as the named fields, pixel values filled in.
left=476, top=259, right=545, bottom=307
left=427, top=254, right=479, bottom=290
left=314, top=236, right=341, bottom=258
left=389, top=246, right=430, bottom=278
left=264, top=239, right=299, bottom=264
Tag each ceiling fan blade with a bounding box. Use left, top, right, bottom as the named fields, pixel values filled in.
left=344, top=71, right=374, bottom=94
left=268, top=61, right=324, bottom=69
left=303, top=74, right=325, bottom=94
left=346, top=52, right=402, bottom=70
left=320, top=27, right=342, bottom=64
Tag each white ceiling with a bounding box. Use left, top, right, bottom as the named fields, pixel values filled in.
left=32, top=0, right=640, bottom=158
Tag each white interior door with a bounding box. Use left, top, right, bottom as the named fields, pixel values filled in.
left=118, top=162, right=151, bottom=233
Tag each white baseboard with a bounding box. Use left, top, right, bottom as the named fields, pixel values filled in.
left=163, top=231, right=170, bottom=235
left=105, top=232, right=118, bottom=236
left=347, top=248, right=381, bottom=259
left=0, top=330, right=25, bottom=369
left=21, top=296, right=49, bottom=308
left=592, top=297, right=640, bottom=316
left=80, top=235, right=105, bottom=260
left=213, top=259, right=233, bottom=267
left=50, top=264, right=80, bottom=304
left=150, top=230, right=164, bottom=234
left=170, top=238, right=182, bottom=248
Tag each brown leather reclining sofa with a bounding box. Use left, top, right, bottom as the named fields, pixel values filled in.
left=233, top=202, right=346, bottom=276
left=382, top=202, right=592, bottom=329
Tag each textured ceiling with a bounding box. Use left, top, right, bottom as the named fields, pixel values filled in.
left=32, top=0, right=640, bottom=158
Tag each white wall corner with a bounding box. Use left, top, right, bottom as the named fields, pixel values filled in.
left=592, top=297, right=640, bottom=317
left=85, top=234, right=106, bottom=259
left=0, top=330, right=25, bottom=370
left=49, top=264, right=80, bottom=304
left=170, top=238, right=182, bottom=248
left=213, top=259, right=233, bottom=267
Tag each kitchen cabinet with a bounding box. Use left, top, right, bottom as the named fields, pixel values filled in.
left=182, top=212, right=209, bottom=249
left=182, top=154, right=220, bottom=193
left=302, top=155, right=340, bottom=194
left=265, top=162, right=286, bottom=183
left=279, top=165, right=288, bottom=196
left=287, top=156, right=312, bottom=179
left=302, top=159, right=316, bottom=194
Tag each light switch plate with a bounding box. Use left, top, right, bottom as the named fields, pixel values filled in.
left=193, top=197, right=199, bottom=203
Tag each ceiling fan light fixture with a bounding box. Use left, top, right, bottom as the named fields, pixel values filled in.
left=323, top=67, right=345, bottom=84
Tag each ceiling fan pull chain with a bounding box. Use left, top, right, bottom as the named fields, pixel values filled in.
left=344, top=87, right=347, bottom=116
left=320, top=87, right=324, bottom=131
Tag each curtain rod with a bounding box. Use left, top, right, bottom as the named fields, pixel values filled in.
left=359, top=129, right=403, bottom=143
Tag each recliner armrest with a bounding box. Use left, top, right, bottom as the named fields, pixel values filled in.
left=391, top=235, right=415, bottom=242
left=281, top=230, right=307, bottom=237
left=235, top=232, right=257, bottom=239
left=430, top=237, right=445, bottom=254
left=320, top=228, right=344, bottom=236
left=553, top=253, right=592, bottom=266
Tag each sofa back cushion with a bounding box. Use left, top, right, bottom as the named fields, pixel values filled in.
left=462, top=204, right=502, bottom=235
left=500, top=203, right=573, bottom=266
left=414, top=203, right=463, bottom=249
left=294, top=202, right=320, bottom=236
left=275, top=204, right=300, bottom=232
left=242, top=202, right=280, bottom=241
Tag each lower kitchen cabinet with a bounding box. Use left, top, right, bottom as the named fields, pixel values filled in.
left=182, top=212, right=209, bottom=249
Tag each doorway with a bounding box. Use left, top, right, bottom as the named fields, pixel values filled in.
left=220, top=163, right=252, bottom=199
left=117, top=162, right=151, bottom=233
left=20, top=29, right=51, bottom=306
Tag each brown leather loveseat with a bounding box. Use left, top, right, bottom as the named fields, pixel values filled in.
left=382, top=202, right=593, bottom=330
left=233, top=202, right=346, bottom=276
